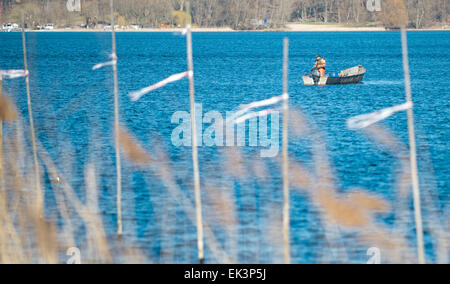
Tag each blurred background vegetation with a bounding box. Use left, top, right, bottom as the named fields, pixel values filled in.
left=0, top=0, right=448, bottom=29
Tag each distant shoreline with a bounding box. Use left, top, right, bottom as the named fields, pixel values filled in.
left=11, top=23, right=450, bottom=33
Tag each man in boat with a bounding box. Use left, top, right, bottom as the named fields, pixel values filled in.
left=311, top=55, right=326, bottom=77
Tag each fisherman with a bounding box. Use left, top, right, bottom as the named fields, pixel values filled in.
left=311, top=55, right=326, bottom=77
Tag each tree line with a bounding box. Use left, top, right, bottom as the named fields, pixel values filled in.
left=0, top=0, right=448, bottom=29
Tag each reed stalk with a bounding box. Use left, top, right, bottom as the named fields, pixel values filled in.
left=186, top=1, right=205, bottom=264
left=282, top=38, right=291, bottom=264
left=110, top=0, right=123, bottom=238
left=400, top=28, right=425, bottom=264
left=21, top=13, right=42, bottom=215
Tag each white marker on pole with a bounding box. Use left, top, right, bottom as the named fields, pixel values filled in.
left=346, top=101, right=413, bottom=130
left=92, top=53, right=117, bottom=70
left=401, top=27, right=425, bottom=264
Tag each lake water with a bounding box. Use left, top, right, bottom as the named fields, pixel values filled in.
left=0, top=31, right=448, bottom=264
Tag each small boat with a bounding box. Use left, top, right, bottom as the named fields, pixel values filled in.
left=302, top=65, right=366, bottom=86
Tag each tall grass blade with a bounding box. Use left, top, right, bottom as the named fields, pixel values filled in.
left=186, top=1, right=204, bottom=264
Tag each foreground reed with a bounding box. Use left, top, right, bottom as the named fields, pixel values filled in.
left=0, top=96, right=446, bottom=263
left=21, top=13, right=42, bottom=216
left=110, top=0, right=123, bottom=238
left=282, top=37, right=290, bottom=264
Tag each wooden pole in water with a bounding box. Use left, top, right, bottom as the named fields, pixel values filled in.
left=400, top=28, right=425, bottom=264
left=186, top=1, right=204, bottom=264
left=110, top=0, right=123, bottom=238
left=21, top=13, right=42, bottom=215
left=282, top=38, right=291, bottom=264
